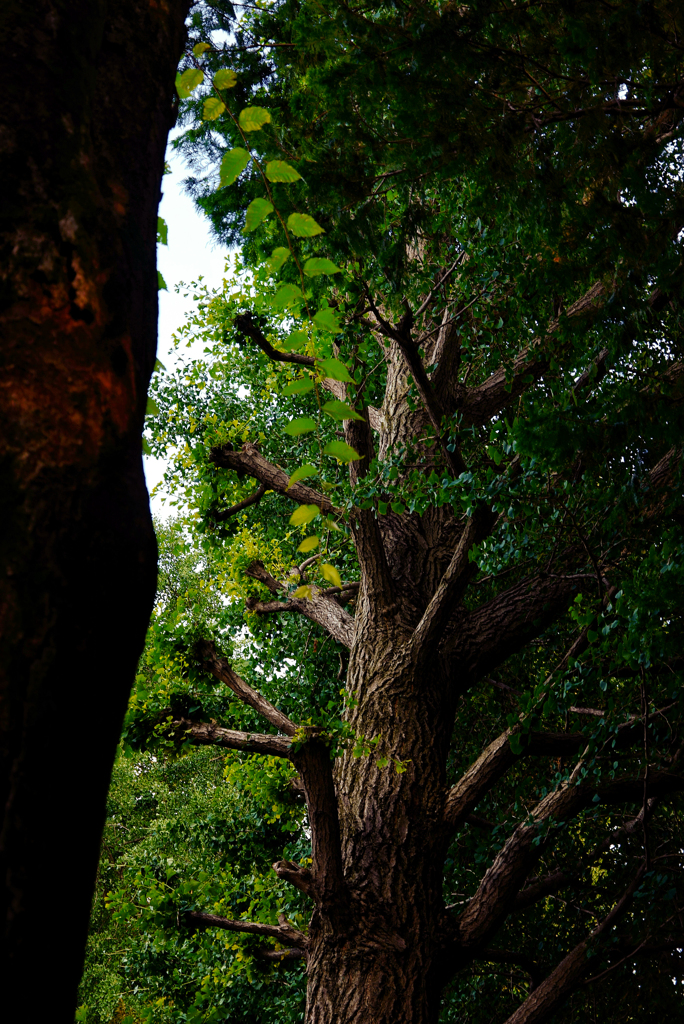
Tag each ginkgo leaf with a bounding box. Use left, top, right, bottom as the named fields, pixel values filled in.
left=316, top=357, right=354, bottom=382
left=287, top=212, right=324, bottom=237
left=266, top=247, right=290, bottom=275
left=175, top=68, right=204, bottom=98
left=203, top=97, right=226, bottom=120
left=304, top=258, right=341, bottom=276
left=297, top=535, right=320, bottom=553
left=146, top=397, right=159, bottom=416
left=282, top=330, right=308, bottom=351
left=292, top=584, right=313, bottom=600
left=320, top=563, right=342, bottom=588
left=193, top=42, right=211, bottom=56
left=313, top=307, right=342, bottom=333
left=273, top=284, right=303, bottom=310
left=265, top=160, right=301, bottom=182
left=284, top=417, right=317, bottom=436
left=219, top=148, right=251, bottom=186
left=213, top=69, right=237, bottom=89
left=290, top=504, right=320, bottom=526
left=157, top=270, right=168, bottom=291
left=282, top=379, right=314, bottom=396
left=243, top=198, right=274, bottom=233
left=322, top=400, right=364, bottom=422
left=288, top=464, right=317, bottom=487
left=323, top=440, right=362, bottom=463
left=157, top=216, right=168, bottom=246
left=238, top=106, right=271, bottom=131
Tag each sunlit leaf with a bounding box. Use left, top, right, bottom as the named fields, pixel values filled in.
left=316, top=357, right=353, bottom=382
left=287, top=212, right=324, bottom=237
left=288, top=464, right=317, bottom=487
left=273, top=284, right=303, bottom=310
left=175, top=68, right=203, bottom=98
left=284, top=417, right=317, bottom=436
left=290, top=504, right=320, bottom=526
left=238, top=106, right=271, bottom=132
left=304, top=258, right=341, bottom=276
left=266, top=247, right=290, bottom=275
left=322, top=400, right=364, bottom=421
left=213, top=69, right=237, bottom=89
left=292, top=584, right=313, bottom=600
left=297, top=535, right=319, bottom=553
left=243, top=198, right=274, bottom=233
left=220, top=148, right=251, bottom=186
left=193, top=42, right=211, bottom=56
left=283, top=379, right=314, bottom=396
left=323, top=440, right=362, bottom=462
left=313, top=307, right=342, bottom=333
left=320, top=563, right=342, bottom=588
left=282, top=330, right=308, bottom=351
left=265, top=160, right=301, bottom=183
left=203, top=97, right=226, bottom=121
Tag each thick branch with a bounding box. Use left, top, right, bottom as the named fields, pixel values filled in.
left=173, top=719, right=294, bottom=759
left=457, top=772, right=682, bottom=949
left=210, top=442, right=336, bottom=514
left=186, top=911, right=308, bottom=949
left=246, top=589, right=355, bottom=648
left=197, top=640, right=297, bottom=737
left=296, top=736, right=346, bottom=904
left=501, top=864, right=645, bottom=1024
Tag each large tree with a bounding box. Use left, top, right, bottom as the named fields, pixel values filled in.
left=110, top=2, right=684, bottom=1022
left=0, top=1, right=190, bottom=1015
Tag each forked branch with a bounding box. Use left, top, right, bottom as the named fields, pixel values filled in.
left=186, top=910, right=309, bottom=951
left=198, top=640, right=297, bottom=736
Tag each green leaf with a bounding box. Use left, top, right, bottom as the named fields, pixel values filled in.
left=265, top=247, right=290, bottom=275
left=320, top=563, right=342, bottom=588
left=157, top=270, right=168, bottom=291
left=313, top=308, right=342, bottom=333
left=288, top=464, right=317, bottom=487
left=292, top=584, right=313, bottom=599
left=213, top=69, right=237, bottom=89
left=272, top=284, right=303, bottom=310
left=219, top=148, right=251, bottom=186
left=175, top=68, right=204, bottom=98
left=284, top=417, right=317, bottom=436
left=265, top=160, right=301, bottom=183
left=142, top=437, right=152, bottom=456
left=192, top=42, right=211, bottom=56
left=391, top=501, right=406, bottom=514
left=297, top=535, right=319, bottom=553
left=282, top=330, right=308, bottom=351
left=304, top=258, right=341, bottom=277
left=322, top=400, right=364, bottom=422
left=323, top=440, right=362, bottom=463
left=287, top=213, right=325, bottom=237
left=316, top=357, right=353, bottom=382
left=146, top=397, right=160, bottom=417
left=282, top=379, right=314, bottom=396
left=238, top=106, right=271, bottom=132
left=157, top=216, right=168, bottom=246
left=243, top=198, right=274, bottom=233
left=290, top=504, right=320, bottom=526
left=203, top=97, right=226, bottom=121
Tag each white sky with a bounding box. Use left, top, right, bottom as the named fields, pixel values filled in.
left=145, top=138, right=230, bottom=515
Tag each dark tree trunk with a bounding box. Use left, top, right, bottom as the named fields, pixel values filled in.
left=0, top=1, right=189, bottom=1015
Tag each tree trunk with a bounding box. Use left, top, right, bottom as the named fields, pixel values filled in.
left=0, top=1, right=189, bottom=1015
left=304, top=608, right=458, bottom=1024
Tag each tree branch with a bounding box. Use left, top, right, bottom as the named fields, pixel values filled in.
left=295, top=735, right=346, bottom=904
left=246, top=589, right=355, bottom=648
left=173, top=719, right=295, bottom=759
left=210, top=442, right=336, bottom=514
left=500, top=863, right=646, bottom=1024
left=197, top=640, right=298, bottom=736
left=212, top=483, right=266, bottom=522
left=234, top=311, right=315, bottom=367
left=186, top=910, right=309, bottom=950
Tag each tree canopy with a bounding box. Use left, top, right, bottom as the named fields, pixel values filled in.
left=82, top=2, right=684, bottom=1022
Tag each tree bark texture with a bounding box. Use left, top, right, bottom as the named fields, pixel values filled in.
left=0, top=1, right=189, bottom=1015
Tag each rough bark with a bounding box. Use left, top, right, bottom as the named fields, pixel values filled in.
left=0, top=0, right=189, bottom=1014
